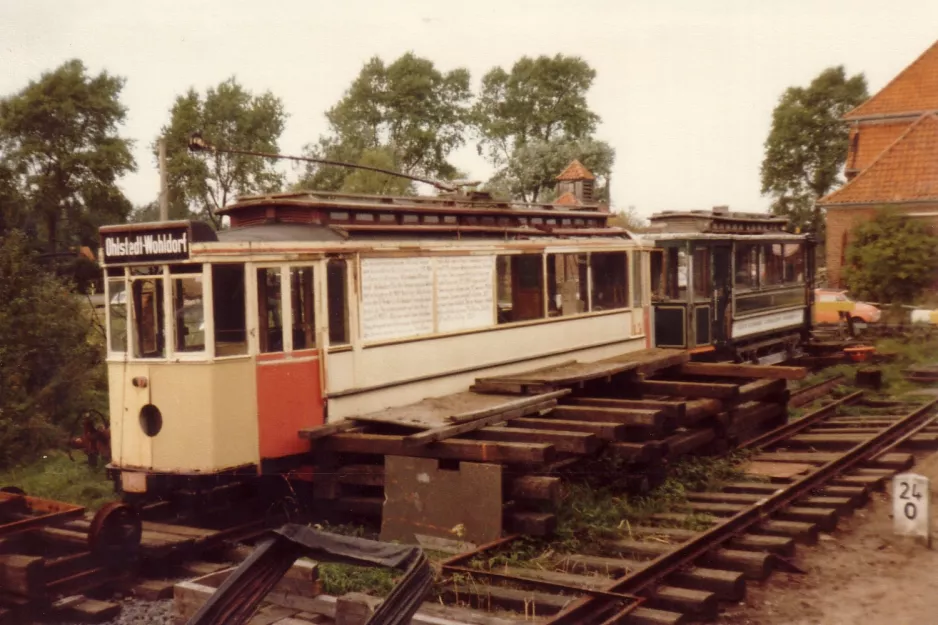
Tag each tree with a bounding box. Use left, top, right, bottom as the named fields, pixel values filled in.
left=0, top=231, right=106, bottom=467
left=0, top=59, right=135, bottom=253
left=299, top=53, right=471, bottom=192
left=488, top=138, right=615, bottom=203
left=158, top=77, right=287, bottom=227
left=761, top=66, right=868, bottom=234
left=609, top=206, right=648, bottom=231
left=473, top=55, right=600, bottom=168
left=843, top=208, right=938, bottom=306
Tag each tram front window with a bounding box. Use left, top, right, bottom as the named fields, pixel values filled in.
left=108, top=278, right=127, bottom=353
left=131, top=278, right=166, bottom=358
left=172, top=271, right=205, bottom=353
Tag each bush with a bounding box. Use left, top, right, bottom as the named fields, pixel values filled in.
left=0, top=231, right=107, bottom=468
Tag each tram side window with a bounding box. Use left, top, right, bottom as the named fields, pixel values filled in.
left=213, top=264, right=247, bottom=356
left=650, top=250, right=665, bottom=301
left=590, top=252, right=628, bottom=310
left=108, top=278, right=127, bottom=352
left=735, top=244, right=759, bottom=289
left=784, top=244, right=805, bottom=283
left=291, top=267, right=315, bottom=350
left=172, top=271, right=205, bottom=353
left=762, top=244, right=785, bottom=287
left=257, top=268, right=284, bottom=353
left=693, top=247, right=711, bottom=299
left=131, top=278, right=165, bottom=358
left=632, top=251, right=645, bottom=308
left=660, top=248, right=686, bottom=300
left=496, top=255, right=545, bottom=323
left=327, top=259, right=350, bottom=346
left=547, top=253, right=587, bottom=317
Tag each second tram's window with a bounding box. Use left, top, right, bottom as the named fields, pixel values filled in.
left=291, top=267, right=315, bottom=350
left=693, top=247, right=711, bottom=299
left=327, top=259, right=350, bottom=346
left=213, top=264, right=247, bottom=356
left=762, top=244, right=785, bottom=286
left=257, top=268, right=284, bottom=353
left=131, top=278, right=165, bottom=358
left=734, top=244, right=759, bottom=289
left=172, top=272, right=205, bottom=353
left=547, top=253, right=588, bottom=317
left=662, top=248, right=685, bottom=300
left=784, top=244, right=805, bottom=282
left=590, top=252, right=628, bottom=310
left=108, top=278, right=127, bottom=353
left=496, top=255, right=545, bottom=323
left=650, top=250, right=665, bottom=301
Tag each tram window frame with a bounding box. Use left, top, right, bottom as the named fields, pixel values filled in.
left=327, top=259, right=350, bottom=346
left=783, top=243, right=805, bottom=283
left=256, top=267, right=285, bottom=353
left=290, top=266, right=316, bottom=351
left=107, top=275, right=128, bottom=354
left=631, top=251, right=645, bottom=308
left=171, top=271, right=206, bottom=354
left=692, top=247, right=711, bottom=299
left=547, top=253, right=588, bottom=317
left=496, top=254, right=545, bottom=324
left=130, top=275, right=167, bottom=359
left=762, top=243, right=785, bottom=287
left=212, top=264, right=248, bottom=357
left=734, top=244, right=759, bottom=290
left=590, top=251, right=629, bottom=311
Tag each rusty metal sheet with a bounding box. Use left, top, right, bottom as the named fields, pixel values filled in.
left=0, top=492, right=85, bottom=537
left=745, top=461, right=814, bottom=479
left=381, top=456, right=502, bottom=547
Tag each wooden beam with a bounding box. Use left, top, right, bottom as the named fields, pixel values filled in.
left=467, top=426, right=600, bottom=454
left=0, top=554, right=43, bottom=597
left=507, top=417, right=625, bottom=441
left=550, top=405, right=669, bottom=429
left=507, top=476, right=561, bottom=504
left=680, top=362, right=807, bottom=380
left=298, top=419, right=361, bottom=440
left=636, top=379, right=739, bottom=399
left=401, top=400, right=557, bottom=448
left=736, top=378, right=787, bottom=403
left=321, top=433, right=554, bottom=464
left=566, top=397, right=686, bottom=421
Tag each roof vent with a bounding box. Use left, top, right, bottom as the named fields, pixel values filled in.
left=712, top=205, right=729, bottom=215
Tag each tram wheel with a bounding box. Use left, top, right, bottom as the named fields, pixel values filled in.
left=88, top=501, right=142, bottom=564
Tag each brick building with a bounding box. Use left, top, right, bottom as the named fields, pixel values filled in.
left=819, top=40, right=938, bottom=287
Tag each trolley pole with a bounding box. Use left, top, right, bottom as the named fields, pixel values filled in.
left=158, top=137, right=169, bottom=221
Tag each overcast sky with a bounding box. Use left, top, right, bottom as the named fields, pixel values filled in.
left=1, top=0, right=936, bottom=218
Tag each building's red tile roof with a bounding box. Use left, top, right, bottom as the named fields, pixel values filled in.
left=845, top=40, right=938, bottom=120
left=555, top=160, right=596, bottom=181
left=847, top=121, right=912, bottom=173
left=553, top=191, right=582, bottom=206
left=821, top=113, right=938, bottom=205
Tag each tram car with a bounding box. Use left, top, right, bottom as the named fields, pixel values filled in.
left=99, top=179, right=657, bottom=498
left=639, top=206, right=816, bottom=364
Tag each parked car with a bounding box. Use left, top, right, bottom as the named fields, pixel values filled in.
left=814, top=289, right=881, bottom=324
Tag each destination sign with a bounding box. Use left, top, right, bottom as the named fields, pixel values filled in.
left=101, top=225, right=191, bottom=265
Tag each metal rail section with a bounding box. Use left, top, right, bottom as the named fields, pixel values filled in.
left=0, top=491, right=86, bottom=537
left=739, top=390, right=863, bottom=451
left=788, top=374, right=847, bottom=408
left=546, top=397, right=938, bottom=624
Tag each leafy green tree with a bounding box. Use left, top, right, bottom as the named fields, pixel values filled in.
left=299, top=53, right=471, bottom=191
left=761, top=66, right=868, bottom=234
left=337, top=147, right=415, bottom=196
left=488, top=138, right=614, bottom=203
left=157, top=77, right=287, bottom=227
left=473, top=55, right=600, bottom=167
left=0, top=59, right=135, bottom=253
left=0, top=231, right=106, bottom=468
left=609, top=206, right=647, bottom=231
left=843, top=208, right=938, bottom=305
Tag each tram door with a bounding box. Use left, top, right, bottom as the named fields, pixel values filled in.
left=254, top=264, right=324, bottom=468
left=712, top=245, right=732, bottom=344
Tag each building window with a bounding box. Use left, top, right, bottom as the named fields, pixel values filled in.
left=257, top=268, right=284, bottom=353
left=735, top=244, right=758, bottom=289
left=590, top=252, right=628, bottom=310
left=291, top=267, right=315, bottom=350
left=496, top=254, right=544, bottom=323
left=172, top=272, right=205, bottom=353
left=547, top=253, right=588, bottom=317
left=108, top=278, right=127, bottom=353
left=131, top=278, right=165, bottom=358
left=327, top=259, right=350, bottom=346
left=213, top=264, right=247, bottom=357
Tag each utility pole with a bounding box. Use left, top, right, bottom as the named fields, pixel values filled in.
left=158, top=138, right=169, bottom=221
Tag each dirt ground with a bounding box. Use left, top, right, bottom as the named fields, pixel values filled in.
left=719, top=450, right=938, bottom=625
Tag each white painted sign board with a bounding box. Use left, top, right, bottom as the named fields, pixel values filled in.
left=435, top=256, right=495, bottom=333
left=893, top=472, right=931, bottom=546
left=360, top=257, right=434, bottom=342
left=731, top=308, right=804, bottom=339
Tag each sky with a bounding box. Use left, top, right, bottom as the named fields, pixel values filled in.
left=1, top=0, right=936, bottom=220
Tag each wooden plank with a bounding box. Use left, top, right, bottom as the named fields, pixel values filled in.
left=754, top=451, right=914, bottom=471
left=505, top=511, right=556, bottom=536
left=680, top=362, right=807, bottom=380
left=61, top=598, right=121, bottom=622
left=506, top=417, right=625, bottom=441
left=321, top=433, right=554, bottom=464
left=298, top=419, right=361, bottom=441
left=438, top=583, right=572, bottom=615
left=400, top=400, right=557, bottom=447
left=665, top=428, right=716, bottom=459
left=507, top=476, right=561, bottom=504
left=141, top=521, right=217, bottom=539
left=550, top=405, right=667, bottom=429
left=467, top=426, right=599, bottom=454
left=600, top=348, right=690, bottom=376
left=0, top=554, right=43, bottom=597
left=566, top=397, right=686, bottom=421
left=736, top=378, right=787, bottom=403
left=336, top=464, right=384, bottom=487
left=636, top=379, right=739, bottom=399
left=607, top=441, right=666, bottom=464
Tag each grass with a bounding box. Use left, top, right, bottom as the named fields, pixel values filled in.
left=0, top=451, right=116, bottom=510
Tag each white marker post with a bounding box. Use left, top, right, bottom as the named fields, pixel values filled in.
left=893, top=472, right=931, bottom=548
